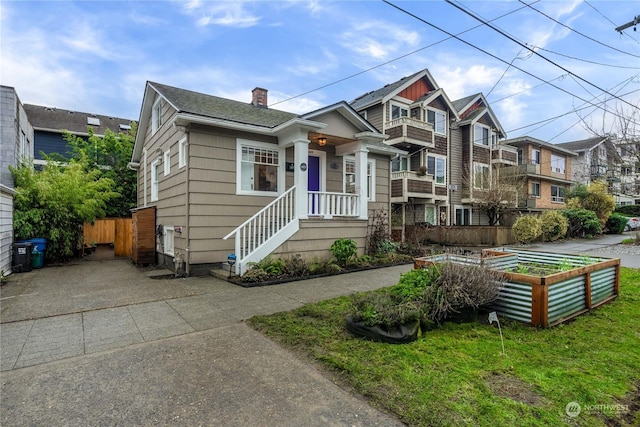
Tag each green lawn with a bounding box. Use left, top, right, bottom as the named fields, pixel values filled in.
left=249, top=267, right=640, bottom=427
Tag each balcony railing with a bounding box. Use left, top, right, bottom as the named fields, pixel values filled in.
left=490, top=145, right=518, bottom=165
left=307, top=191, right=360, bottom=218
left=385, top=117, right=434, bottom=146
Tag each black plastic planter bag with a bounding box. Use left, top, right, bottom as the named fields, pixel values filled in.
left=345, top=315, right=419, bottom=344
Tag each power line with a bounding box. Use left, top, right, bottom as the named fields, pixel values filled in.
left=486, top=49, right=531, bottom=98
left=584, top=0, right=640, bottom=45
left=382, top=0, right=631, bottom=123
left=489, top=73, right=568, bottom=104
left=518, top=0, right=640, bottom=58
left=527, top=44, right=640, bottom=70
left=444, top=0, right=638, bottom=111
left=271, top=1, right=538, bottom=107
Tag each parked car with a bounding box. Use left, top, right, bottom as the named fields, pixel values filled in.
left=624, top=217, right=640, bottom=231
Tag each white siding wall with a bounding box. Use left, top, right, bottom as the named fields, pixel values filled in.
left=0, top=186, right=15, bottom=274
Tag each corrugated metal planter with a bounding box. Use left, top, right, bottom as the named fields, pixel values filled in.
left=414, top=249, right=620, bottom=328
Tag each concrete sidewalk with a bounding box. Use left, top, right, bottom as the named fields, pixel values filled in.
left=1, top=259, right=411, bottom=426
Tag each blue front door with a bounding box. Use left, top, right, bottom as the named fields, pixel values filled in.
left=308, top=155, right=320, bottom=214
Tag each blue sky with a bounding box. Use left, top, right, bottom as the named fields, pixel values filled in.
left=1, top=0, right=638, bottom=143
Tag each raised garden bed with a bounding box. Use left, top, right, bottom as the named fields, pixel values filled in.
left=414, top=249, right=620, bottom=328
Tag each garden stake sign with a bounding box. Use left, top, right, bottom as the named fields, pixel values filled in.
left=489, top=311, right=505, bottom=356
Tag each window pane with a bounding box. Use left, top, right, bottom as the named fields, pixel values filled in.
left=240, top=145, right=279, bottom=192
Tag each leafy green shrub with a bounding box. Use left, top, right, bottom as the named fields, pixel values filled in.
left=512, top=215, right=542, bottom=243
left=423, top=263, right=504, bottom=324
left=561, top=208, right=602, bottom=237
left=606, top=212, right=629, bottom=235
left=540, top=210, right=569, bottom=242
left=330, top=238, right=358, bottom=266
left=615, top=205, right=640, bottom=216
left=390, top=269, right=435, bottom=302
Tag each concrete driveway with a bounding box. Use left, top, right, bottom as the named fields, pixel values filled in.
left=1, top=257, right=409, bottom=426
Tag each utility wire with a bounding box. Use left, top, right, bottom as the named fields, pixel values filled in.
left=271, top=1, right=538, bottom=107
left=444, top=0, right=638, bottom=111
left=527, top=44, right=640, bottom=69
left=382, top=0, right=631, bottom=122
left=584, top=0, right=640, bottom=46
left=486, top=49, right=530, bottom=98
left=489, top=74, right=568, bottom=104
left=518, top=0, right=640, bottom=58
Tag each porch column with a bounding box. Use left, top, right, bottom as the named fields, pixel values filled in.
left=293, top=138, right=309, bottom=219
left=355, top=147, right=369, bottom=220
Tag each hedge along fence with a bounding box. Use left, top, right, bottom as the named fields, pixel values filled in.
left=414, top=249, right=620, bottom=328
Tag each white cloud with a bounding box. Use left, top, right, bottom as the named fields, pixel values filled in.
left=182, top=1, right=260, bottom=27
left=339, top=21, right=420, bottom=62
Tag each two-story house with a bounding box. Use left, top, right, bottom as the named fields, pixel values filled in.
left=502, top=137, right=577, bottom=211
left=0, top=86, right=34, bottom=274
left=23, top=104, right=133, bottom=167
left=613, top=137, right=639, bottom=205
left=130, top=82, right=405, bottom=276
left=350, top=69, right=458, bottom=231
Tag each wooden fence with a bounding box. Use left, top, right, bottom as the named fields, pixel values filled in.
left=405, top=225, right=515, bottom=246
left=83, top=218, right=132, bottom=257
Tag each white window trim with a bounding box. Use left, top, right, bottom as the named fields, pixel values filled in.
left=427, top=154, right=447, bottom=186
left=178, top=136, right=187, bottom=168
left=473, top=162, right=490, bottom=189
left=163, top=149, right=170, bottom=176
left=473, top=124, right=491, bottom=146
left=424, top=205, right=436, bottom=225
left=551, top=185, right=565, bottom=203
left=427, top=108, right=447, bottom=135
left=343, top=156, right=376, bottom=202
left=390, top=102, right=409, bottom=120
left=151, top=158, right=160, bottom=202
left=164, top=226, right=175, bottom=256
left=236, top=139, right=284, bottom=196
left=454, top=205, right=472, bottom=226
left=152, top=98, right=162, bottom=135
left=551, top=154, right=565, bottom=174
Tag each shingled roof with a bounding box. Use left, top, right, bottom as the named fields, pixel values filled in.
left=149, top=82, right=298, bottom=129
left=555, top=136, right=609, bottom=152
left=349, top=70, right=425, bottom=111
left=23, top=104, right=133, bottom=136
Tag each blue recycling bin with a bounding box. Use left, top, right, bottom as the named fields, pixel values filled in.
left=20, top=238, right=47, bottom=266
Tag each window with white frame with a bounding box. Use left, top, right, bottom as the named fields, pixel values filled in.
left=473, top=124, right=490, bottom=146
left=391, top=103, right=409, bottom=120
left=163, top=149, right=170, bottom=176
left=551, top=185, right=565, bottom=203
left=427, top=109, right=446, bottom=135
left=344, top=158, right=375, bottom=201
left=391, top=156, right=408, bottom=172
left=152, top=98, right=162, bottom=134
left=237, top=140, right=281, bottom=194
left=164, top=226, right=175, bottom=256
left=551, top=154, right=565, bottom=174
left=473, top=163, right=490, bottom=189
left=531, top=149, right=541, bottom=165
left=178, top=137, right=187, bottom=168
left=531, top=182, right=541, bottom=198
left=427, top=155, right=446, bottom=185
left=151, top=158, right=160, bottom=201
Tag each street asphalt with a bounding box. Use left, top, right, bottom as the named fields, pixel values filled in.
left=0, top=233, right=637, bottom=426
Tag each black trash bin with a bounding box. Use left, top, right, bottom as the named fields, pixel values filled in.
left=12, top=242, right=33, bottom=273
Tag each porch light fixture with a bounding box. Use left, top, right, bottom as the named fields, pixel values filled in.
left=317, top=137, right=327, bottom=146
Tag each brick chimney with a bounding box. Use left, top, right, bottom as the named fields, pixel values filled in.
left=251, top=87, right=268, bottom=108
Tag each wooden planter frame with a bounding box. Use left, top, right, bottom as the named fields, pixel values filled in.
left=414, top=249, right=620, bottom=328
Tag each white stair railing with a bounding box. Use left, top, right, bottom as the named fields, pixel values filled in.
left=223, top=186, right=298, bottom=276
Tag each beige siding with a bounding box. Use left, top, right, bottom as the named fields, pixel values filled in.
left=449, top=127, right=463, bottom=217
left=272, top=218, right=368, bottom=260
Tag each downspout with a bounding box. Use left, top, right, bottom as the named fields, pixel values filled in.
left=183, top=131, right=191, bottom=276
left=143, top=148, right=148, bottom=207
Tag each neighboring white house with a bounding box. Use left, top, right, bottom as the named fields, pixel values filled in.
left=0, top=86, right=34, bottom=274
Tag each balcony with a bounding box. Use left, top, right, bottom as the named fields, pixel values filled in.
left=391, top=170, right=448, bottom=202
left=590, top=164, right=608, bottom=178
left=490, top=144, right=518, bottom=165
left=385, top=117, right=434, bottom=147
